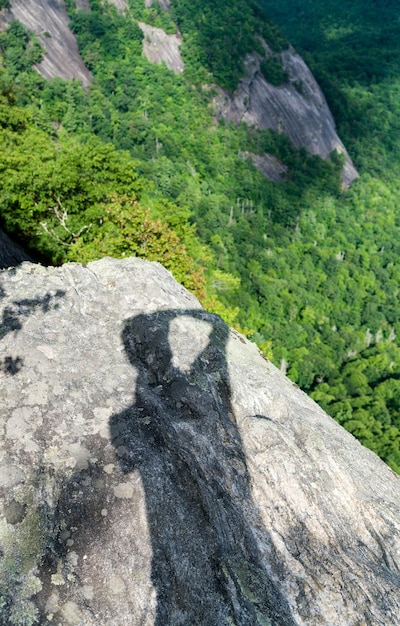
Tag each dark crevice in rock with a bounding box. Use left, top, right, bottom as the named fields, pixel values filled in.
left=0, top=228, right=33, bottom=270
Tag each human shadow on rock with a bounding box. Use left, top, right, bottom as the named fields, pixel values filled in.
left=110, top=309, right=296, bottom=626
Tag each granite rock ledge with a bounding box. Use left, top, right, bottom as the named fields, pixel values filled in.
left=0, top=257, right=399, bottom=625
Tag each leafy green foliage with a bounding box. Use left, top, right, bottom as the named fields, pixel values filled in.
left=127, top=0, right=177, bottom=34
left=67, top=194, right=208, bottom=300
left=0, top=93, right=209, bottom=299
left=0, top=126, right=141, bottom=259
left=0, top=21, right=42, bottom=77
left=1, top=3, right=400, bottom=470
left=70, top=3, right=143, bottom=66
left=260, top=55, right=288, bottom=86
left=162, top=0, right=287, bottom=89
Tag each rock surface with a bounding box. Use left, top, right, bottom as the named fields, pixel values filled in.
left=0, top=257, right=400, bottom=625
left=107, top=0, right=127, bottom=12
left=1, top=0, right=92, bottom=86
left=241, top=152, right=288, bottom=183
left=138, top=21, right=184, bottom=74
left=214, top=49, right=359, bottom=188
left=145, top=0, right=170, bottom=9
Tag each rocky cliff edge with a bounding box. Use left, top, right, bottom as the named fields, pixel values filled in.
left=0, top=257, right=399, bottom=625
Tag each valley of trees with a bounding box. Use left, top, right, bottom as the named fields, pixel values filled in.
left=1, top=0, right=400, bottom=472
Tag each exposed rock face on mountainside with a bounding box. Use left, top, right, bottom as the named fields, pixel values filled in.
left=241, top=151, right=288, bottom=183
left=108, top=0, right=127, bottom=10
left=145, top=0, right=170, bottom=9
left=1, top=257, right=399, bottom=625
left=0, top=0, right=92, bottom=86
left=1, top=0, right=357, bottom=185
left=138, top=21, right=184, bottom=73
left=76, top=0, right=127, bottom=10
left=214, top=49, right=359, bottom=188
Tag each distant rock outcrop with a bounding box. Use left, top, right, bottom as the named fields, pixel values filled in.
left=145, top=0, right=171, bottom=9
left=1, top=1, right=357, bottom=187
left=0, top=0, right=92, bottom=86
left=107, top=0, right=127, bottom=11
left=241, top=151, right=288, bottom=183
left=138, top=21, right=184, bottom=73
left=214, top=49, right=359, bottom=187
left=1, top=257, right=399, bottom=625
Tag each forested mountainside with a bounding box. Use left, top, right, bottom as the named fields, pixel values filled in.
left=1, top=0, right=400, bottom=472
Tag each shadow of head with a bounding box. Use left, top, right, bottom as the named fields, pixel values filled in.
left=121, top=308, right=229, bottom=372
left=109, top=308, right=236, bottom=475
